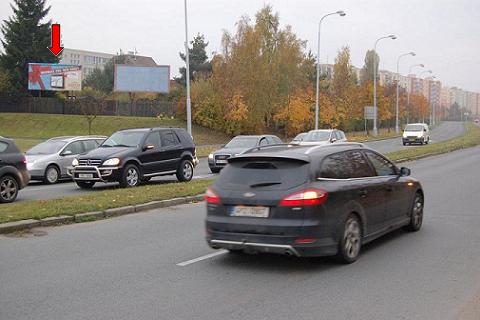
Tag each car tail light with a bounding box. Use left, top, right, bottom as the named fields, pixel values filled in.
left=279, top=189, right=328, bottom=207
left=205, top=188, right=221, bottom=204
left=294, top=238, right=317, bottom=244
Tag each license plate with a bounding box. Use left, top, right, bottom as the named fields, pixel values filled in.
left=231, top=206, right=269, bottom=218
left=216, top=160, right=228, bottom=164
left=78, top=173, right=93, bottom=179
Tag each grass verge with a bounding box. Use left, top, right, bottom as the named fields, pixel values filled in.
left=0, top=113, right=230, bottom=146
left=386, top=122, right=479, bottom=162
left=0, top=179, right=212, bottom=224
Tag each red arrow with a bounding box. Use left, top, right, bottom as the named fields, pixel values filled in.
left=48, top=24, right=63, bottom=56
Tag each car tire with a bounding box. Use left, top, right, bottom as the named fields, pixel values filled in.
left=210, top=168, right=220, bottom=174
left=336, top=214, right=362, bottom=264
left=44, top=165, right=60, bottom=184
left=75, top=180, right=95, bottom=189
left=176, top=159, right=194, bottom=182
left=404, top=192, right=424, bottom=232
left=0, top=175, right=19, bottom=203
left=425, top=138, right=429, bottom=145
left=119, top=164, right=141, bottom=188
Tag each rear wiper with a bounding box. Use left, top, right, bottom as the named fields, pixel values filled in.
left=250, top=182, right=281, bottom=188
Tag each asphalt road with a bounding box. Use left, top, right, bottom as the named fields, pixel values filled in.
left=1, top=145, right=480, bottom=320
left=17, top=121, right=465, bottom=202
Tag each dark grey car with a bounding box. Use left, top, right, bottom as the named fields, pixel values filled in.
left=205, top=143, right=424, bottom=263
left=208, top=135, right=283, bottom=173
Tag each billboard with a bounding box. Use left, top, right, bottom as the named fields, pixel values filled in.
left=114, top=65, right=170, bottom=93
left=28, top=63, right=82, bottom=91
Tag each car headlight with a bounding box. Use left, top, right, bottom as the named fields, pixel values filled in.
left=72, top=158, right=79, bottom=166
left=208, top=153, right=214, bottom=160
left=103, top=158, right=120, bottom=166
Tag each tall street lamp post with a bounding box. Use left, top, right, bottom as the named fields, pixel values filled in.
left=373, top=35, right=396, bottom=136
left=395, top=52, right=415, bottom=133
left=184, top=0, right=192, bottom=136
left=314, top=10, right=346, bottom=130
left=407, top=63, right=424, bottom=123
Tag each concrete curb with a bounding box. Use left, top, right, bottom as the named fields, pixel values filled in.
left=0, top=194, right=205, bottom=235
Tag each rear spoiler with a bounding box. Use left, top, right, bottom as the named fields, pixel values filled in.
left=228, top=154, right=310, bottom=164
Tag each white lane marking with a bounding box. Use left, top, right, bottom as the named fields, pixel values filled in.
left=177, top=250, right=228, bottom=267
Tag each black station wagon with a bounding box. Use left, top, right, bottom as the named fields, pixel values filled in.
left=205, top=143, right=424, bottom=263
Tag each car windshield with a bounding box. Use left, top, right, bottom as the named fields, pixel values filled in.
left=224, top=137, right=259, bottom=149
left=101, top=131, right=145, bottom=148
left=26, top=140, right=67, bottom=155
left=405, top=125, right=424, bottom=132
left=303, top=131, right=331, bottom=142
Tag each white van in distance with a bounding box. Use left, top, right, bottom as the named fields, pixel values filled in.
left=402, top=123, right=430, bottom=145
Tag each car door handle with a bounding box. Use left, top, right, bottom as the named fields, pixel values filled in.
left=358, top=190, right=368, bottom=197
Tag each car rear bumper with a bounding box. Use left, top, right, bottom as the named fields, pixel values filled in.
left=206, top=231, right=338, bottom=257
left=18, top=170, right=30, bottom=189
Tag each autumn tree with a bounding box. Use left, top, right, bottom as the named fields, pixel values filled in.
left=332, top=46, right=358, bottom=130
left=360, top=50, right=379, bottom=85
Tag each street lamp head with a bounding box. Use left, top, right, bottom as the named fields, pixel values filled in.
left=337, top=10, right=346, bottom=16
left=420, top=64, right=425, bottom=67
left=389, top=35, right=397, bottom=40
left=409, top=52, right=416, bottom=56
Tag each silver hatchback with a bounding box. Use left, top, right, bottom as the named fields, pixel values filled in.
left=26, top=136, right=106, bottom=184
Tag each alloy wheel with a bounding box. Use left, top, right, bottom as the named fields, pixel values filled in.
left=412, top=195, right=423, bottom=228
left=343, top=218, right=361, bottom=259
left=126, top=168, right=139, bottom=186
left=0, top=177, right=18, bottom=202
left=183, top=162, right=193, bottom=180
left=46, top=167, right=59, bottom=183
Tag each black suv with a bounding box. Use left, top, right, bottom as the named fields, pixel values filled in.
left=69, top=128, right=198, bottom=188
left=0, top=137, right=30, bottom=203
left=205, top=143, right=424, bottom=263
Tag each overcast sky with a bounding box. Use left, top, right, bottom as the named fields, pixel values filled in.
left=1, top=0, right=479, bottom=92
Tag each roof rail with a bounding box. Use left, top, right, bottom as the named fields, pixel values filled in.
left=305, top=142, right=366, bottom=154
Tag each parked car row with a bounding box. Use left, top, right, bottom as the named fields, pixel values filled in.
left=0, top=127, right=198, bottom=202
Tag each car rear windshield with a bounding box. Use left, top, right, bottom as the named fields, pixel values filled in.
left=224, top=137, right=258, bottom=148
left=303, top=131, right=330, bottom=142
left=26, top=140, right=67, bottom=155
left=216, top=158, right=309, bottom=190
left=404, top=125, right=424, bottom=132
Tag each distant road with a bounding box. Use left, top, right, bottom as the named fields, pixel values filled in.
left=16, top=121, right=465, bottom=202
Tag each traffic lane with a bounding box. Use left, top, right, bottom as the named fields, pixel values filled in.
left=2, top=146, right=480, bottom=319
left=365, top=120, right=465, bottom=154
left=16, top=159, right=215, bottom=202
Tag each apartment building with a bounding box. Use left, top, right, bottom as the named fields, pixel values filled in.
left=60, top=48, right=115, bottom=78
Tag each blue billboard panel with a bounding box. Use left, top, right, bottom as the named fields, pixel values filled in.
left=114, top=65, right=170, bottom=93
left=28, top=63, right=82, bottom=91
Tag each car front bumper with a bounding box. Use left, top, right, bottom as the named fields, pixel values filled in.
left=403, top=137, right=424, bottom=143
left=68, top=165, right=121, bottom=182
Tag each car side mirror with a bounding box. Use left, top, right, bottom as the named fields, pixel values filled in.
left=143, top=145, right=155, bottom=151
left=399, top=167, right=411, bottom=176
left=330, top=138, right=337, bottom=143
left=424, top=129, right=427, bottom=132
left=61, top=150, right=73, bottom=156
